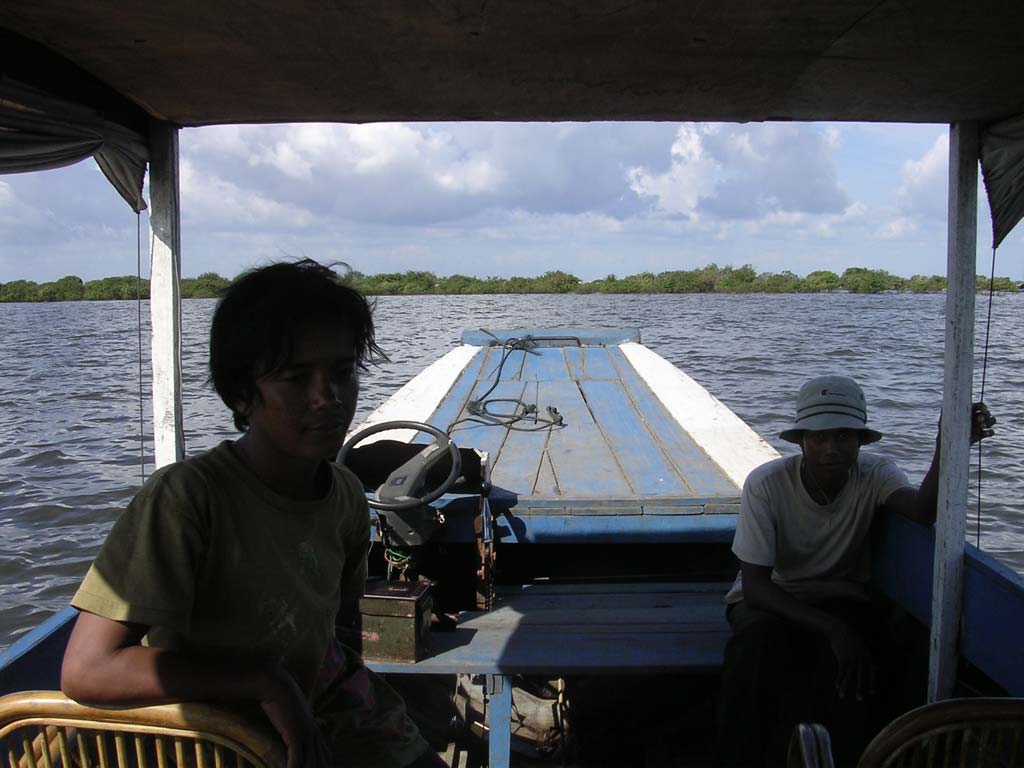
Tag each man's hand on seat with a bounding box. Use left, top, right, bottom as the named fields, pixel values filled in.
left=827, top=624, right=876, bottom=701
left=259, top=664, right=331, bottom=768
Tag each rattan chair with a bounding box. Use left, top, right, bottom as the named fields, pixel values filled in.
left=789, top=697, right=1024, bottom=768
left=857, top=697, right=1024, bottom=768
left=788, top=723, right=836, bottom=768
left=0, top=691, right=285, bottom=768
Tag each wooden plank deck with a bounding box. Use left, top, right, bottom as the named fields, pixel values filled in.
left=367, top=581, right=731, bottom=676
left=438, top=342, right=740, bottom=511
left=368, top=581, right=731, bottom=768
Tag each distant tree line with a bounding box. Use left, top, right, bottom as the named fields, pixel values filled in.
left=350, top=266, right=1019, bottom=295
left=0, top=273, right=231, bottom=302
left=1, top=266, right=1018, bottom=302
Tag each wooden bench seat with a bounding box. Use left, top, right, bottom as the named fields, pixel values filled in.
left=366, top=581, right=731, bottom=766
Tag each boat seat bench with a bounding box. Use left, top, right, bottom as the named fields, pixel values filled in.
left=366, top=581, right=731, bottom=768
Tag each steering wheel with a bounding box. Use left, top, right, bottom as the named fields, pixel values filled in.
left=337, top=420, right=461, bottom=512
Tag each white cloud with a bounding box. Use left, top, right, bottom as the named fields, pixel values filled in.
left=184, top=124, right=515, bottom=224
left=627, top=123, right=851, bottom=222
left=878, top=217, right=918, bottom=239
left=823, top=126, right=842, bottom=150
left=810, top=201, right=868, bottom=237
left=434, top=156, right=502, bottom=194
left=839, top=201, right=867, bottom=221
left=347, top=124, right=426, bottom=173
left=0, top=179, right=57, bottom=237
left=179, top=160, right=313, bottom=229
left=5, top=121, right=998, bottom=284
left=250, top=140, right=314, bottom=181
left=758, top=211, right=806, bottom=228
left=184, top=123, right=688, bottom=226
left=865, top=133, right=951, bottom=244
left=629, top=125, right=718, bottom=220
left=741, top=198, right=870, bottom=241
left=184, top=124, right=252, bottom=159
left=896, top=134, right=948, bottom=219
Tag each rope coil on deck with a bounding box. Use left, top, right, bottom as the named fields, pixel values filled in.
left=447, top=333, right=568, bottom=435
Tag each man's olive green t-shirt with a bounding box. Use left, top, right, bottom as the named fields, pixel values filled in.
left=71, top=441, right=427, bottom=767
left=73, top=441, right=367, bottom=692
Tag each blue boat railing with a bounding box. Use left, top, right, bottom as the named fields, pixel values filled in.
left=0, top=605, right=77, bottom=695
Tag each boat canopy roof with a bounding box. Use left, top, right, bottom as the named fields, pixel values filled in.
left=1, top=1, right=1023, bottom=244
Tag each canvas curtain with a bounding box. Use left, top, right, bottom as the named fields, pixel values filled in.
left=0, top=78, right=147, bottom=212
left=980, top=114, right=1024, bottom=250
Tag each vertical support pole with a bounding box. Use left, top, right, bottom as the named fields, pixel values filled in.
left=928, top=121, right=978, bottom=702
left=148, top=120, right=185, bottom=469
left=486, top=674, right=512, bottom=768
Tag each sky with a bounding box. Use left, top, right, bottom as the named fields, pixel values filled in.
left=1, top=121, right=1021, bottom=284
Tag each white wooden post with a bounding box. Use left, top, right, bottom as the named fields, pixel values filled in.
left=928, top=121, right=978, bottom=702
left=148, top=120, right=185, bottom=468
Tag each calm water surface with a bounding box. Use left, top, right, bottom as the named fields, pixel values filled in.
left=2, top=293, right=1023, bottom=650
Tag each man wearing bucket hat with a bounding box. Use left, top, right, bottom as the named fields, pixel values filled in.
left=716, top=375, right=995, bottom=768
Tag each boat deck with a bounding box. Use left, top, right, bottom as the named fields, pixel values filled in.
left=436, top=331, right=741, bottom=506
left=389, top=329, right=775, bottom=543
left=369, top=581, right=730, bottom=768
left=369, top=581, right=731, bottom=676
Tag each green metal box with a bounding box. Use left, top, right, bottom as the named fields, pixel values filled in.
left=358, top=580, right=432, bottom=662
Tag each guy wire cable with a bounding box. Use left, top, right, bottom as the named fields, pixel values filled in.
left=136, top=211, right=146, bottom=485
left=975, top=245, right=998, bottom=549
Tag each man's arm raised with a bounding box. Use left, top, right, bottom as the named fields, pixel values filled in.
left=881, top=402, right=995, bottom=526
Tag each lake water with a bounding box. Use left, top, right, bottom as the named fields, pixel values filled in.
left=2, top=293, right=1023, bottom=651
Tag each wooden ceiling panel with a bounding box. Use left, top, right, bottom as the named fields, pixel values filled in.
left=1, top=1, right=1022, bottom=126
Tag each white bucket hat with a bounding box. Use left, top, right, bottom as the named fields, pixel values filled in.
left=779, top=374, right=883, bottom=444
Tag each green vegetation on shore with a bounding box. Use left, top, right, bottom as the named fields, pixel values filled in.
left=0, top=273, right=231, bottom=302
left=1, top=266, right=1018, bottom=302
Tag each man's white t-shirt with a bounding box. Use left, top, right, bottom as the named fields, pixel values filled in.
left=725, top=452, right=910, bottom=604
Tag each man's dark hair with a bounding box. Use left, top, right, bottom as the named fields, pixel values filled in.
left=209, top=259, right=383, bottom=431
